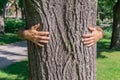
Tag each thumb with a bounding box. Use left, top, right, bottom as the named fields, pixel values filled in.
left=88, top=26, right=95, bottom=32
left=31, top=23, right=40, bottom=30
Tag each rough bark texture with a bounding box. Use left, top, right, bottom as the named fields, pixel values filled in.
left=23, top=0, right=97, bottom=80
left=0, top=1, right=7, bottom=35
left=110, top=1, right=120, bottom=49
left=0, top=15, right=5, bottom=34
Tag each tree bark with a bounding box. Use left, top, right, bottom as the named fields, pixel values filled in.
left=0, top=4, right=6, bottom=35
left=110, top=1, right=120, bottom=49
left=23, top=0, right=97, bottom=80
left=0, top=14, right=5, bottom=35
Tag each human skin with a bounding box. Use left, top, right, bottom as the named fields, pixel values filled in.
left=18, top=24, right=103, bottom=47
left=18, top=24, right=50, bottom=47
left=82, top=26, right=103, bottom=46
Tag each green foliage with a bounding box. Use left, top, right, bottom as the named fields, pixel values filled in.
left=96, top=18, right=103, bottom=26
left=0, top=33, right=21, bottom=45
left=98, top=0, right=116, bottom=20
left=5, top=18, right=25, bottom=33
left=18, top=0, right=23, bottom=8
left=0, top=60, right=28, bottom=80
left=103, top=27, right=112, bottom=39
left=0, top=0, right=8, bottom=14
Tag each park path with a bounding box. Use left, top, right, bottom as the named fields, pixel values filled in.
left=0, top=41, right=27, bottom=69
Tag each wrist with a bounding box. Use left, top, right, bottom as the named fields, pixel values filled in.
left=17, top=29, right=26, bottom=40
left=96, top=27, right=103, bottom=39
left=22, top=30, right=27, bottom=39
left=23, top=30, right=31, bottom=40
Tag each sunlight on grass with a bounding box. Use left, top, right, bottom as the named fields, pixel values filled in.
left=0, top=71, right=25, bottom=80
left=0, top=71, right=18, bottom=80
left=0, top=60, right=28, bottom=80
left=97, top=51, right=120, bottom=80
left=97, top=38, right=120, bottom=80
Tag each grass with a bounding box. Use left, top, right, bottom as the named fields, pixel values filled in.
left=97, top=27, right=120, bottom=80
left=0, top=33, right=27, bottom=80
left=0, top=60, right=28, bottom=80
left=97, top=39, right=120, bottom=80
left=97, top=52, right=120, bottom=80
left=0, top=33, right=21, bottom=45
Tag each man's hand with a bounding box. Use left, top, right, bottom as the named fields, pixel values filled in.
left=82, top=26, right=103, bottom=46
left=23, top=24, right=50, bottom=47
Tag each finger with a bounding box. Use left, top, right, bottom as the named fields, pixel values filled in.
left=31, top=23, right=40, bottom=30
left=83, top=39, right=95, bottom=45
left=31, top=25, right=37, bottom=30
left=88, top=26, right=95, bottom=32
left=40, top=36, right=50, bottom=40
left=82, top=37, right=94, bottom=42
left=86, top=43, right=95, bottom=46
left=83, top=34, right=93, bottom=38
left=38, top=32, right=49, bottom=36
left=39, top=40, right=49, bottom=44
left=35, top=24, right=40, bottom=30
left=34, top=36, right=50, bottom=40
left=33, top=41, right=45, bottom=47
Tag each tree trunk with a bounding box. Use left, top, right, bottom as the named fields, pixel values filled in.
left=110, top=1, right=120, bottom=49
left=20, top=7, right=24, bottom=20
left=0, top=14, right=5, bottom=35
left=0, top=4, right=6, bottom=35
left=23, top=0, right=97, bottom=80
left=15, top=4, right=18, bottom=18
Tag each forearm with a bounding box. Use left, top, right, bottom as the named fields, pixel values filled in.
left=17, top=27, right=27, bottom=40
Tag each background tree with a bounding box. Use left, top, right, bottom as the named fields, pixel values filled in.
left=98, top=0, right=115, bottom=21
left=0, top=0, right=8, bottom=34
left=110, top=0, right=120, bottom=49
left=18, top=0, right=24, bottom=20
left=23, top=0, right=97, bottom=80
left=11, top=0, right=19, bottom=18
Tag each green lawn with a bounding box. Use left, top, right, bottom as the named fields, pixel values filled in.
left=97, top=39, right=120, bottom=80
left=0, top=60, right=28, bottom=80
left=97, top=51, right=120, bottom=80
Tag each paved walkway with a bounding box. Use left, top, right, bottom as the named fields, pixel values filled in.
left=0, top=41, right=27, bottom=69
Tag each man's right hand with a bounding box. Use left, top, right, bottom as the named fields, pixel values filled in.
left=23, top=24, right=50, bottom=47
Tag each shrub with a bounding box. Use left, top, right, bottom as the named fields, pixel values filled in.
left=5, top=18, right=25, bottom=33
left=97, top=18, right=103, bottom=26
left=103, top=27, right=112, bottom=39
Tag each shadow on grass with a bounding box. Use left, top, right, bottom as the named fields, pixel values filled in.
left=0, top=33, right=21, bottom=45
left=1, top=60, right=28, bottom=80
left=97, top=40, right=120, bottom=58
